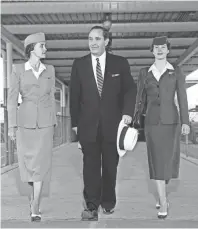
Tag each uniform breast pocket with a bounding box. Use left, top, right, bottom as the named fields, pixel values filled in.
left=41, top=77, right=52, bottom=92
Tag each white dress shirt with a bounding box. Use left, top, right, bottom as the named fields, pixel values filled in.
left=25, top=61, right=46, bottom=79
left=91, top=51, right=106, bottom=87
left=148, top=61, right=174, bottom=81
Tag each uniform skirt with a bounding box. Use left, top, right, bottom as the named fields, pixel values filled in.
left=145, top=123, right=181, bottom=180
left=15, top=126, right=54, bottom=197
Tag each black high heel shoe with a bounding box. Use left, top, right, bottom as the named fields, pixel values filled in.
left=157, top=202, right=169, bottom=219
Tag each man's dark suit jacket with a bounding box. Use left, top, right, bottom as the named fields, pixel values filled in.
left=70, top=52, right=137, bottom=142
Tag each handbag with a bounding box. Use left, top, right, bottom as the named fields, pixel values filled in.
left=132, top=88, right=147, bottom=129
left=130, top=68, right=148, bottom=140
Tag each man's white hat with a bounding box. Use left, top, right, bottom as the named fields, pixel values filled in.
left=116, top=120, right=138, bottom=157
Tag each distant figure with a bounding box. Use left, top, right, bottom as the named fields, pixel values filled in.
left=135, top=36, right=190, bottom=219
left=7, top=32, right=57, bottom=222
left=70, top=26, right=137, bottom=221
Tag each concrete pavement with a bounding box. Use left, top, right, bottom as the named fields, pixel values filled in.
left=1, top=142, right=198, bottom=228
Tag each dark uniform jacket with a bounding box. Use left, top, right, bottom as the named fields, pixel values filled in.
left=135, top=66, right=189, bottom=125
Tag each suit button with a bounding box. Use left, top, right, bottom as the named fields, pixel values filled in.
left=157, top=85, right=159, bottom=88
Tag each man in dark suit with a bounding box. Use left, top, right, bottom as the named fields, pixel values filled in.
left=70, top=26, right=137, bottom=221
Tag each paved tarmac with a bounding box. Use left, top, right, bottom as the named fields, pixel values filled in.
left=1, top=142, right=198, bottom=228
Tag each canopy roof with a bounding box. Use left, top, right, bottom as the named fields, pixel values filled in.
left=1, top=0, right=198, bottom=84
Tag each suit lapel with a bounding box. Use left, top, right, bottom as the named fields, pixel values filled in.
left=86, top=54, right=100, bottom=96
left=159, top=69, right=169, bottom=82
left=149, top=68, right=173, bottom=83
left=159, top=68, right=176, bottom=83
left=24, top=69, right=39, bottom=84
left=104, top=52, right=111, bottom=84
left=85, top=52, right=112, bottom=98
left=38, top=64, right=47, bottom=79
left=99, top=52, right=112, bottom=97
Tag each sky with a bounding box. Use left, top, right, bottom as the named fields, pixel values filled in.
left=186, top=69, right=198, bottom=81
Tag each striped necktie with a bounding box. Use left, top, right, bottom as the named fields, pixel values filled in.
left=96, top=58, right=103, bottom=96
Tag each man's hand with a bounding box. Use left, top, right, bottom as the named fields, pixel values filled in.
left=122, top=115, right=132, bottom=125
left=72, top=127, right=78, bottom=134
left=8, top=127, right=17, bottom=141
left=181, top=124, right=190, bottom=135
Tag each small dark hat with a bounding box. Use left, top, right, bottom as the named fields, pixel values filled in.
left=150, top=36, right=170, bottom=51
left=153, top=36, right=168, bottom=45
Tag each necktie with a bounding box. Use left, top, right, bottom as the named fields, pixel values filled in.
left=96, top=58, right=103, bottom=96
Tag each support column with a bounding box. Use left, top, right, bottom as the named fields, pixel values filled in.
left=6, top=42, right=14, bottom=165
left=61, top=85, right=66, bottom=116
left=66, top=86, right=72, bottom=143
left=7, top=42, right=14, bottom=164
left=2, top=50, right=9, bottom=166
left=61, top=85, right=67, bottom=143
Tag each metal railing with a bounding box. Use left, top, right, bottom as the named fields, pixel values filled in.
left=180, top=134, right=198, bottom=160
left=0, top=115, right=72, bottom=168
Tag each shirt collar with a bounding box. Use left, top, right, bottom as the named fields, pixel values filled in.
left=148, top=61, right=174, bottom=72
left=25, top=61, right=46, bottom=71
left=91, top=51, right=106, bottom=62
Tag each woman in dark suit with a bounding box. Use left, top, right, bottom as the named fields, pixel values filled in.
left=135, top=36, right=190, bottom=219
left=8, top=32, right=57, bottom=222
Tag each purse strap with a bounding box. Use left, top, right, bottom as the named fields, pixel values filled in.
left=132, top=67, right=149, bottom=127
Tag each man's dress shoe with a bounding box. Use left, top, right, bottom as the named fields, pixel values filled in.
left=81, top=209, right=98, bottom=221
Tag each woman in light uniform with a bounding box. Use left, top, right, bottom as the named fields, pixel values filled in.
left=8, top=32, right=57, bottom=222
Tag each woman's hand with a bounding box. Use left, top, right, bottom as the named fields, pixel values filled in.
left=8, top=127, right=17, bottom=141
left=181, top=124, right=190, bottom=135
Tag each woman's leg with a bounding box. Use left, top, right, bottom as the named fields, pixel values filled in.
left=31, top=181, right=43, bottom=214
left=156, top=180, right=169, bottom=208
left=155, top=180, right=168, bottom=213
left=28, top=182, right=34, bottom=204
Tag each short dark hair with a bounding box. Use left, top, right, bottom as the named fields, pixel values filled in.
left=25, top=43, right=36, bottom=58
left=150, top=41, right=171, bottom=52
left=89, top=26, right=110, bottom=40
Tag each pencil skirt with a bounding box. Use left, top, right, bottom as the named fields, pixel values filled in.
left=144, top=123, right=181, bottom=180
left=15, top=126, right=54, bottom=196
